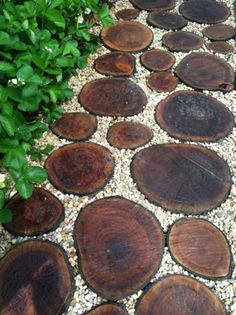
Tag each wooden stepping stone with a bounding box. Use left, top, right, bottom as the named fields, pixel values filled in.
left=45, top=143, right=114, bottom=195
left=107, top=121, right=153, bottom=149
left=101, top=21, right=153, bottom=52
left=175, top=52, right=234, bottom=91
left=179, top=0, right=230, bottom=24
left=74, top=197, right=164, bottom=300
left=147, top=11, right=187, bottom=30
left=50, top=112, right=97, bottom=141
left=207, top=41, right=234, bottom=55
left=80, top=78, right=147, bottom=116
left=203, top=24, right=235, bottom=41
left=130, top=0, right=175, bottom=11
left=85, top=303, right=128, bottom=315
left=162, top=31, right=204, bottom=52
left=3, top=188, right=64, bottom=236
left=95, top=52, right=135, bottom=76
left=168, top=218, right=232, bottom=279
left=131, top=143, right=231, bottom=214
left=140, top=49, right=175, bottom=71
left=115, top=8, right=140, bottom=20
left=155, top=90, right=235, bottom=142
left=147, top=72, right=178, bottom=92
left=0, top=240, right=73, bottom=315
left=135, top=275, right=227, bottom=315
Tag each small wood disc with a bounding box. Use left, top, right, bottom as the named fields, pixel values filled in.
left=50, top=112, right=97, bottom=141
left=168, top=218, right=232, bottom=279
left=155, top=90, right=235, bottom=142
left=179, top=0, right=230, bottom=24
left=135, top=275, right=227, bottom=315
left=79, top=78, right=147, bottom=116
left=3, top=188, right=64, bottom=236
left=203, top=24, right=235, bottom=41
left=147, top=71, right=178, bottom=92
left=0, top=240, right=73, bottom=315
left=95, top=52, right=135, bottom=76
left=162, top=31, right=204, bottom=52
left=74, top=197, right=164, bottom=300
left=101, top=21, right=153, bottom=52
left=107, top=121, right=153, bottom=149
left=131, top=143, right=231, bottom=214
left=45, top=143, right=114, bottom=195
left=175, top=52, right=234, bottom=91
left=84, top=303, right=128, bottom=315
left=147, top=11, right=187, bottom=30
left=207, top=41, right=234, bottom=55
left=140, top=49, right=175, bottom=71
left=130, top=0, right=175, bottom=11
left=115, top=8, right=140, bottom=20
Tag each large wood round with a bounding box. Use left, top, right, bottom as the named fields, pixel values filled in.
left=131, top=144, right=231, bottom=214
left=74, top=197, right=164, bottom=300
left=203, top=24, right=235, bottom=41
left=162, top=31, right=204, bottom=52
left=175, top=52, right=234, bottom=91
left=45, top=143, right=114, bottom=195
left=3, top=188, right=64, bottom=236
left=130, top=0, right=175, bottom=11
left=0, top=240, right=73, bottom=315
left=84, top=303, right=128, bottom=315
left=207, top=41, right=234, bottom=55
left=155, top=91, right=235, bottom=142
left=79, top=78, right=147, bottom=117
left=147, top=11, right=187, bottom=30
left=179, top=0, right=230, bottom=24
left=101, top=21, right=153, bottom=52
left=140, top=49, right=175, bottom=71
left=135, top=275, right=227, bottom=315
left=168, top=218, right=232, bottom=279
left=115, top=9, right=140, bottom=21
left=147, top=72, right=178, bottom=92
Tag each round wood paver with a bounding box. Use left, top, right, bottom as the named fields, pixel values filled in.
left=131, top=143, right=231, bottom=214
left=135, top=275, right=227, bottom=315
left=45, top=143, right=114, bottom=195
left=3, top=188, right=64, bottom=236
left=84, top=303, right=128, bottom=315
left=101, top=21, right=153, bottom=52
left=74, top=197, right=164, bottom=300
left=175, top=52, right=234, bottom=91
left=94, top=52, right=135, bottom=76
left=107, top=121, right=153, bottom=149
left=168, top=218, right=232, bottom=279
left=147, top=11, right=187, bottom=30
left=155, top=90, right=235, bottom=142
left=115, top=8, right=140, bottom=20
left=0, top=240, right=73, bottom=315
left=79, top=78, right=147, bottom=116
left=179, top=0, right=230, bottom=24
left=140, top=49, right=175, bottom=71
left=162, top=31, right=204, bottom=52
left=50, top=112, right=97, bottom=141
left=207, top=41, right=234, bottom=55
left=130, top=0, right=175, bottom=11
left=203, top=24, right=235, bottom=41
left=147, top=71, right=178, bottom=92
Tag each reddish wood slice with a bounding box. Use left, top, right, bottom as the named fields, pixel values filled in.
left=175, top=52, right=234, bottom=91
left=130, top=0, right=175, bottom=11
left=147, top=71, right=178, bottom=92
left=107, top=121, right=153, bottom=149
left=74, top=197, right=164, bottom=300
left=168, top=218, right=232, bottom=279
left=45, top=143, right=114, bottom=195
left=207, top=41, right=234, bottom=55
left=203, top=24, right=235, bottom=41
left=140, top=49, right=175, bottom=71
left=3, top=188, right=64, bottom=236
left=135, top=275, right=227, bottom=315
left=162, top=31, right=204, bottom=52
left=0, top=240, right=73, bottom=315
left=155, top=90, right=235, bottom=142
left=50, top=112, right=97, bottom=141
left=115, top=8, right=140, bottom=20
left=95, top=52, right=135, bottom=76
left=131, top=144, right=231, bottom=214
left=79, top=78, right=147, bottom=116
left=84, top=303, right=128, bottom=315
left=101, top=21, right=153, bottom=52
left=147, top=11, right=187, bottom=30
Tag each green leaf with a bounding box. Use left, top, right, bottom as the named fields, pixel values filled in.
left=17, top=65, right=33, bottom=81
left=1, top=103, right=13, bottom=116
left=32, top=55, right=46, bottom=70
left=45, top=9, right=65, bottom=28
left=0, top=31, right=10, bottom=45
left=0, top=190, right=5, bottom=209
left=0, top=209, right=12, bottom=224
left=25, top=166, right=48, bottom=183
left=21, top=84, right=38, bottom=98
left=18, top=101, right=39, bottom=112
left=0, top=114, right=15, bottom=136
left=0, top=62, right=15, bottom=75
left=15, top=179, right=33, bottom=199
left=3, top=148, right=27, bottom=170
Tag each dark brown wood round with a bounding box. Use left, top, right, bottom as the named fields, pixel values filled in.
left=74, top=197, right=164, bottom=300
left=162, top=31, right=204, bottom=52
left=203, top=24, right=235, bottom=41
left=115, top=8, right=140, bottom=20
left=45, top=143, right=114, bottom=195
left=207, top=41, right=234, bottom=55
left=147, top=11, right=187, bottom=30
left=131, top=143, right=232, bottom=214
left=130, top=0, right=175, bottom=11
left=140, top=49, right=175, bottom=71
left=84, top=303, right=128, bottom=315
left=147, top=72, right=178, bottom=92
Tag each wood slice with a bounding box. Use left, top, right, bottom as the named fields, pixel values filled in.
left=95, top=52, right=135, bottom=76
left=3, top=188, right=64, bottom=236
left=101, top=21, right=153, bottom=52
left=162, top=31, right=204, bottom=52
left=140, top=49, right=175, bottom=71
left=84, top=303, right=128, bottom=315
left=147, top=11, right=187, bottom=30
left=175, top=52, right=234, bottom=91
left=107, top=121, right=153, bottom=149
left=130, top=0, right=175, bottom=11
left=50, top=112, right=97, bottom=141
left=115, top=8, right=140, bottom=20
left=155, top=90, right=235, bottom=142
left=0, top=240, right=73, bottom=315
left=147, top=71, right=178, bottom=92
left=74, top=197, right=164, bottom=300
left=207, top=41, right=234, bottom=55
left=45, top=143, right=114, bottom=195
left=131, top=143, right=231, bottom=214
left=168, top=218, right=232, bottom=279
left=135, top=275, right=227, bottom=315
left=203, top=24, right=235, bottom=41
left=79, top=78, right=147, bottom=116
left=179, top=0, right=230, bottom=24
